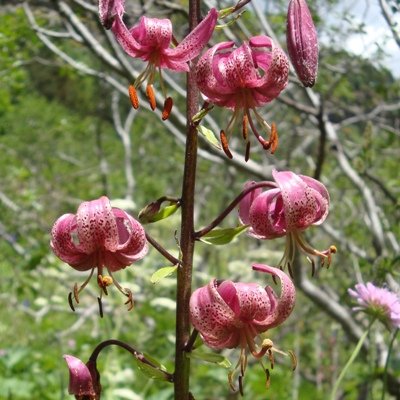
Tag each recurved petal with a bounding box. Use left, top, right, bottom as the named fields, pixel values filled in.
left=190, top=280, right=239, bottom=343
left=64, top=355, right=97, bottom=398
left=196, top=41, right=236, bottom=102
left=234, top=282, right=272, bottom=322
left=256, top=45, right=289, bottom=101
left=272, top=170, right=327, bottom=230
left=299, top=174, right=329, bottom=224
left=76, top=196, right=119, bottom=254
left=238, top=181, right=262, bottom=225
left=51, top=213, right=93, bottom=270
left=111, top=15, right=145, bottom=58
left=248, top=188, right=286, bottom=239
left=251, top=264, right=296, bottom=331
left=166, top=8, right=218, bottom=63
left=130, top=16, right=172, bottom=49
left=212, top=42, right=259, bottom=90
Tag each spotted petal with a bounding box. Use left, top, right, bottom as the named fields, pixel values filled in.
left=273, top=170, right=329, bottom=230
left=251, top=264, right=296, bottom=331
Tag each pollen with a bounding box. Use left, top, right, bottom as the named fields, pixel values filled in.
left=128, top=85, right=139, bottom=109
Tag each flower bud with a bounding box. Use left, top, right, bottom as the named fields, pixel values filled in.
left=286, top=0, right=318, bottom=87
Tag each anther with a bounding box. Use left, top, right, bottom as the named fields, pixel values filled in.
left=245, top=141, right=250, bottom=162
left=97, top=297, right=104, bottom=318
left=124, top=289, right=134, bottom=311
left=68, top=292, right=76, bottom=312
left=288, top=350, right=297, bottom=370
left=220, top=130, right=233, bottom=159
left=270, top=122, right=278, bottom=154
left=146, top=84, right=157, bottom=111
left=162, top=97, right=173, bottom=120
left=73, top=282, right=80, bottom=303
left=265, top=368, right=271, bottom=389
left=128, top=85, right=139, bottom=109
left=238, top=375, right=244, bottom=396
left=242, top=114, right=248, bottom=141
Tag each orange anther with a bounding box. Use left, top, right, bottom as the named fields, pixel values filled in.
left=242, top=114, right=248, bottom=140
left=220, top=130, right=233, bottom=159
left=128, top=85, right=139, bottom=109
left=146, top=84, right=157, bottom=111
left=162, top=97, right=173, bottom=120
left=270, top=122, right=279, bottom=154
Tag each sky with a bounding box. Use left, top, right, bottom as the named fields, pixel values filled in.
left=326, top=0, right=400, bottom=76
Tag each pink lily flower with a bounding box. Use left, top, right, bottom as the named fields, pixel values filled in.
left=238, top=170, right=336, bottom=274
left=195, top=36, right=289, bottom=160
left=100, top=0, right=218, bottom=117
left=190, top=264, right=296, bottom=391
left=64, top=355, right=101, bottom=399
left=51, top=196, right=148, bottom=311
left=286, top=0, right=319, bottom=87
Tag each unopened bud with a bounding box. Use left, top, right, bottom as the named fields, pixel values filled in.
left=286, top=0, right=318, bottom=87
left=138, top=201, right=161, bottom=223
left=99, top=0, right=123, bottom=30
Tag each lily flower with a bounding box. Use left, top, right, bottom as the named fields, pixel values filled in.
left=286, top=0, right=319, bottom=87
left=195, top=36, right=289, bottom=160
left=101, top=0, right=218, bottom=118
left=348, top=282, right=400, bottom=330
left=64, top=355, right=101, bottom=399
left=190, top=264, right=296, bottom=392
left=51, top=196, right=148, bottom=312
left=238, top=170, right=336, bottom=275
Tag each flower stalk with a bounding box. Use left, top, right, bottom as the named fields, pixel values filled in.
left=173, top=0, right=201, bottom=397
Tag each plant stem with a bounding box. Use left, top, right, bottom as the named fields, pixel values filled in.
left=381, top=328, right=399, bottom=400
left=173, top=0, right=200, bottom=397
left=330, top=319, right=375, bottom=400
left=89, top=339, right=173, bottom=382
left=194, top=181, right=276, bottom=238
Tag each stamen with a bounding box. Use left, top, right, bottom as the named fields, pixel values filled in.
left=288, top=350, right=297, bottom=371
left=242, top=114, right=248, bottom=140
left=73, top=282, right=80, bottom=303
left=68, top=292, right=76, bottom=312
left=220, top=130, right=233, bottom=159
left=128, top=85, right=139, bottom=109
left=246, top=111, right=270, bottom=150
left=267, top=349, right=274, bottom=369
left=97, top=296, right=104, bottom=318
left=146, top=84, right=157, bottom=111
left=287, top=262, right=294, bottom=278
left=269, top=122, right=278, bottom=154
left=238, top=375, right=244, bottom=396
left=124, top=289, right=134, bottom=311
left=245, top=141, right=250, bottom=162
left=162, top=97, right=173, bottom=120
left=265, top=368, right=271, bottom=389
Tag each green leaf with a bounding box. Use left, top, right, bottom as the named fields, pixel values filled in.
left=152, top=204, right=179, bottom=222
left=197, top=125, right=221, bottom=150
left=200, top=225, right=248, bottom=245
left=189, top=349, right=232, bottom=369
left=131, top=353, right=172, bottom=382
left=150, top=265, right=178, bottom=284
